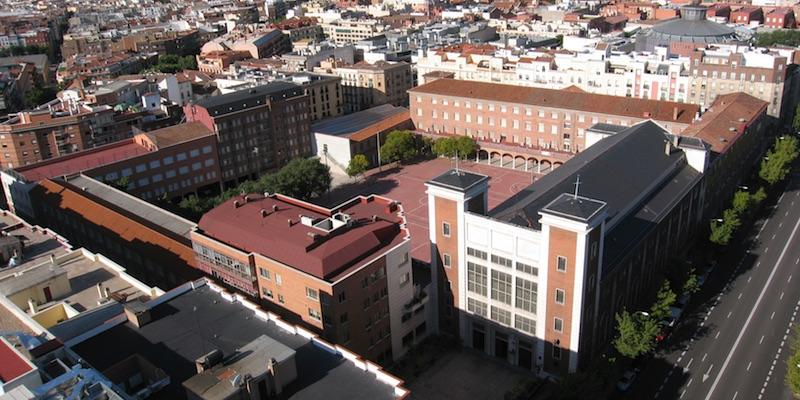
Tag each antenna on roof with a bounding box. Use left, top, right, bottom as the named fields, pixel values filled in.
left=454, top=150, right=460, bottom=175
left=573, top=174, right=581, bottom=200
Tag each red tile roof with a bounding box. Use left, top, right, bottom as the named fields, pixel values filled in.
left=16, top=139, right=151, bottom=181
left=409, top=79, right=699, bottom=124
left=680, top=92, right=767, bottom=154
left=196, top=194, right=409, bottom=281
left=0, top=338, right=33, bottom=384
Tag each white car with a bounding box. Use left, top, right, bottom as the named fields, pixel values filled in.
left=617, top=369, right=639, bottom=392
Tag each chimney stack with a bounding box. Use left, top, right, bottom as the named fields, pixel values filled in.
left=673, top=107, right=679, bottom=120
left=664, top=140, right=671, bottom=156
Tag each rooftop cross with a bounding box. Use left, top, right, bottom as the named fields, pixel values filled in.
left=573, top=174, right=582, bottom=200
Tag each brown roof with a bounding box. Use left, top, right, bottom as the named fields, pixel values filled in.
left=141, top=122, right=214, bottom=149
left=349, top=112, right=411, bottom=142
left=680, top=92, right=768, bottom=154
left=197, top=194, right=409, bottom=282
left=32, top=179, right=199, bottom=275
left=409, top=79, right=699, bottom=124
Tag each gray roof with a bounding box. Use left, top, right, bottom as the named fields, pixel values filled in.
left=488, top=121, right=697, bottom=232
left=193, top=81, right=304, bottom=117
left=541, top=193, right=607, bottom=223
left=588, top=123, right=628, bottom=136
left=71, top=284, right=399, bottom=400
left=0, top=54, right=47, bottom=70
left=427, top=169, right=489, bottom=192
left=635, top=5, right=737, bottom=51
left=312, top=104, right=407, bottom=137
left=64, top=175, right=195, bottom=239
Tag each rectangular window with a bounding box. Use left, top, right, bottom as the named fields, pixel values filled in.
left=514, top=315, right=535, bottom=334
left=308, top=308, right=322, bottom=321
left=306, top=287, right=319, bottom=300
left=554, top=317, right=563, bottom=332
left=149, top=160, right=161, bottom=169
left=467, top=297, right=487, bottom=317
left=467, top=247, right=487, bottom=260
left=555, top=288, right=565, bottom=305
left=516, top=262, right=538, bottom=276
left=259, top=268, right=270, bottom=279
left=190, top=149, right=200, bottom=157
left=338, top=292, right=346, bottom=303
left=556, top=256, right=567, bottom=272
left=467, top=262, right=487, bottom=296
left=491, top=270, right=512, bottom=305
left=278, top=294, right=285, bottom=304
left=443, top=253, right=452, bottom=268
left=490, top=306, right=511, bottom=326
left=442, top=222, right=451, bottom=237
left=515, top=278, right=537, bottom=313
left=399, top=272, right=410, bottom=285
left=491, top=254, right=512, bottom=268
left=177, top=152, right=187, bottom=161
left=275, top=273, right=282, bottom=286
left=262, top=288, right=273, bottom=298
left=553, top=346, right=562, bottom=360
left=163, top=156, right=174, bottom=165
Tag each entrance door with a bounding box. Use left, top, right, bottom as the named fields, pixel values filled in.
left=472, top=324, right=486, bottom=352
left=43, top=286, right=52, bottom=302
left=495, top=332, right=508, bottom=360
left=518, top=341, right=533, bottom=370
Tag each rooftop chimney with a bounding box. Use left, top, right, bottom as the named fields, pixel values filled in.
left=261, top=209, right=269, bottom=217
left=195, top=349, right=224, bottom=373
left=233, top=200, right=241, bottom=208
left=664, top=140, right=671, bottom=156
left=124, top=301, right=152, bottom=328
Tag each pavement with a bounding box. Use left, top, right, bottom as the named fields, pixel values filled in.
left=625, top=173, right=800, bottom=400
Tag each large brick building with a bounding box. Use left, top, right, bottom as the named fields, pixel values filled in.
left=185, top=82, right=313, bottom=187
left=409, top=78, right=699, bottom=168
left=191, top=193, right=431, bottom=363
left=425, top=86, right=768, bottom=375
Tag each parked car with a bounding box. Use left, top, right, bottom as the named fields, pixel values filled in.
left=617, top=369, right=639, bottom=392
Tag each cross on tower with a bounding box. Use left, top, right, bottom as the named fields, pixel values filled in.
left=573, top=174, right=582, bottom=200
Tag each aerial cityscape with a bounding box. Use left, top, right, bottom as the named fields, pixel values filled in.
left=0, top=0, right=798, bottom=398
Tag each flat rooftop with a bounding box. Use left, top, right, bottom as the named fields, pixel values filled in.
left=71, top=282, right=404, bottom=400
left=197, top=194, right=409, bottom=281
left=140, top=121, right=214, bottom=148
left=15, top=139, right=151, bottom=182
left=63, top=175, right=196, bottom=239
left=311, top=104, right=409, bottom=139
left=0, top=211, right=70, bottom=272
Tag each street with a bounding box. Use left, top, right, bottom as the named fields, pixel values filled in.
left=627, top=174, right=800, bottom=400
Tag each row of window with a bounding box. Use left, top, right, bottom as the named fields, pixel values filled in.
left=466, top=246, right=540, bottom=276
left=467, top=297, right=536, bottom=335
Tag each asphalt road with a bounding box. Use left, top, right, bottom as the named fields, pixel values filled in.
left=626, top=175, right=800, bottom=400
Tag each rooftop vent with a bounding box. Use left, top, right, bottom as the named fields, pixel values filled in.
left=233, top=200, right=241, bottom=208
left=195, top=349, right=224, bottom=373
left=260, top=209, right=269, bottom=218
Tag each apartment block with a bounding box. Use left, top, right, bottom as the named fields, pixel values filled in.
left=409, top=78, right=698, bottom=166
left=184, top=82, right=313, bottom=186
left=9, top=122, right=221, bottom=203
left=191, top=193, right=429, bottom=362
left=316, top=60, right=413, bottom=114
left=320, top=19, right=387, bottom=45
left=200, top=29, right=291, bottom=59
left=27, top=174, right=203, bottom=290
left=0, top=108, right=92, bottom=169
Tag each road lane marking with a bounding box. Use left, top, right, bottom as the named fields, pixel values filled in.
left=790, top=274, right=793, bottom=282
left=748, top=276, right=752, bottom=283
left=680, top=390, right=686, bottom=399
left=756, top=261, right=761, bottom=268
left=760, top=335, right=765, bottom=344
left=733, top=391, right=738, bottom=400
left=686, top=358, right=694, bottom=368
left=771, top=311, right=776, bottom=319
left=703, top=353, right=707, bottom=362
left=715, top=331, right=720, bottom=339
left=747, top=362, right=752, bottom=371
left=728, top=311, right=732, bottom=318
left=702, top=364, right=713, bottom=382
left=780, top=222, right=784, bottom=228
left=772, top=233, right=777, bottom=240
left=781, top=292, right=785, bottom=300
left=706, top=212, right=800, bottom=400
left=738, top=293, right=743, bottom=299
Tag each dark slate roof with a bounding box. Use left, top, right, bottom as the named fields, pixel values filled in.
left=488, top=121, right=690, bottom=231
left=587, top=123, right=628, bottom=136
left=193, top=81, right=304, bottom=117
left=427, top=169, right=489, bottom=192
left=541, top=193, right=607, bottom=222
left=71, top=285, right=397, bottom=400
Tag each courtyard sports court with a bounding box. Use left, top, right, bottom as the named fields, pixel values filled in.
left=314, top=157, right=539, bottom=263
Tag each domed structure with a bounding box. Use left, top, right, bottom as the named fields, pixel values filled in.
left=635, top=4, right=737, bottom=52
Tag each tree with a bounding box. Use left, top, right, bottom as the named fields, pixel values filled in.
left=683, top=268, right=700, bottom=296
left=794, top=104, right=800, bottom=132
left=753, top=187, right=767, bottom=204
left=346, top=154, right=369, bottom=178
left=760, top=136, right=799, bottom=186
left=787, top=325, right=800, bottom=396
left=614, top=310, right=659, bottom=358
left=380, top=130, right=418, bottom=163
left=650, top=280, right=677, bottom=322
left=432, top=136, right=478, bottom=159
left=756, top=30, right=800, bottom=47
left=178, top=195, right=212, bottom=220
left=262, top=158, right=332, bottom=200
left=731, top=190, right=753, bottom=215
left=710, top=219, right=735, bottom=246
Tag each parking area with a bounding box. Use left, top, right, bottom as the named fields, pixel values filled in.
left=315, top=157, right=537, bottom=263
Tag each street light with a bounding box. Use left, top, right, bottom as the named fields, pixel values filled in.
left=712, top=218, right=724, bottom=223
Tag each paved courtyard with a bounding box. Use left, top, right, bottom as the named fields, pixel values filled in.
left=315, top=157, right=538, bottom=263
left=406, top=349, right=535, bottom=400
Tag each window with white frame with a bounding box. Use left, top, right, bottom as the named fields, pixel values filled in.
left=467, top=262, right=487, bottom=296
left=491, top=306, right=511, bottom=326
left=556, top=256, right=567, bottom=272
left=555, top=288, right=565, bottom=305
left=515, top=277, right=537, bottom=312
left=554, top=317, right=563, bottom=332
left=515, top=315, right=535, bottom=334
left=467, top=297, right=487, bottom=317
left=491, top=270, right=512, bottom=305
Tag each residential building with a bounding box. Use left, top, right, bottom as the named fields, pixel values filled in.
left=69, top=278, right=410, bottom=399
left=313, top=104, right=412, bottom=169
left=200, top=29, right=291, bottom=59
left=27, top=174, right=203, bottom=290
left=765, top=8, right=796, bottom=28
left=191, top=192, right=430, bottom=362
left=185, top=82, right=313, bottom=186
left=0, top=107, right=94, bottom=169
left=9, top=122, right=222, bottom=202
left=196, top=50, right=251, bottom=75
left=409, top=78, right=699, bottom=166
left=731, top=6, right=764, bottom=24
left=320, top=19, right=388, bottom=45
left=316, top=60, right=413, bottom=114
